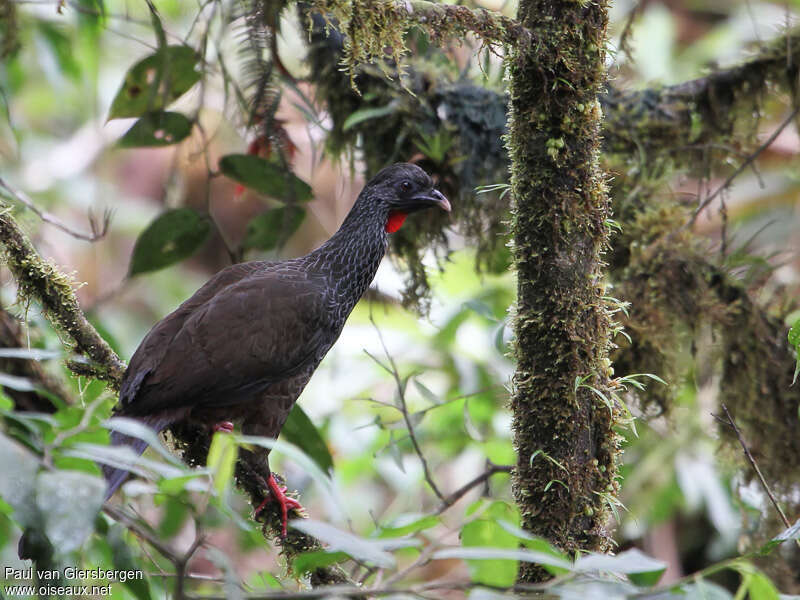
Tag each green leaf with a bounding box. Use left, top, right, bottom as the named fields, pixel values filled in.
left=37, top=22, right=81, bottom=80
left=758, top=518, right=800, bottom=555
left=433, top=547, right=572, bottom=570
left=108, top=46, right=201, bottom=120
left=460, top=501, right=521, bottom=586
left=243, top=207, right=306, bottom=252
left=789, top=319, right=800, bottom=385
left=747, top=572, right=780, bottom=600
left=219, top=155, right=313, bottom=202
left=118, top=111, right=193, bottom=147
left=207, top=431, right=238, bottom=496
left=35, top=470, right=105, bottom=554
left=0, top=433, right=41, bottom=526
left=342, top=103, right=398, bottom=131
left=378, top=514, right=439, bottom=538
left=291, top=550, right=348, bottom=575
left=575, top=548, right=666, bottom=586
left=289, top=520, right=417, bottom=568
left=0, top=372, right=36, bottom=391
left=495, top=519, right=570, bottom=575
left=280, top=404, right=333, bottom=474
left=0, top=348, right=62, bottom=360
left=128, top=208, right=210, bottom=276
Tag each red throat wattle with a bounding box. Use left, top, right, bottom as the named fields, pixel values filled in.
left=385, top=211, right=407, bottom=233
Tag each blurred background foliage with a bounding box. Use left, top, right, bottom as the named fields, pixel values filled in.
left=1, top=0, right=800, bottom=598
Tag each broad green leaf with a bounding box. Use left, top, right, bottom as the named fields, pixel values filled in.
left=219, top=155, right=313, bottom=202
left=129, top=208, right=210, bottom=276
left=207, top=431, right=238, bottom=496
left=0, top=433, right=40, bottom=526
left=36, top=470, right=105, bottom=554
left=289, top=519, right=417, bottom=568
left=747, top=573, right=780, bottom=600
left=243, top=207, right=306, bottom=252
left=575, top=548, right=666, bottom=586
left=108, top=46, right=201, bottom=119
left=118, top=111, right=192, bottom=147
left=158, top=497, right=189, bottom=537
left=461, top=501, right=521, bottom=586
left=291, top=550, right=348, bottom=575
left=342, top=104, right=398, bottom=131
left=676, top=580, right=734, bottom=600
left=280, top=404, right=333, bottom=473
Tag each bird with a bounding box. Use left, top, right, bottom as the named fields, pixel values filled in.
left=103, top=163, right=451, bottom=535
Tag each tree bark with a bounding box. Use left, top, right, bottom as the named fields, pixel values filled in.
left=507, top=0, right=617, bottom=582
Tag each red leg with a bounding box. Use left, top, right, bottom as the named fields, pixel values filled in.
left=255, top=474, right=304, bottom=537
left=213, top=421, right=234, bottom=433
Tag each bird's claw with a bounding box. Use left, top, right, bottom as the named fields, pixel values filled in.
left=255, top=474, right=304, bottom=538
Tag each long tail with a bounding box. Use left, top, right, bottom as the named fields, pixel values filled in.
left=103, top=415, right=172, bottom=501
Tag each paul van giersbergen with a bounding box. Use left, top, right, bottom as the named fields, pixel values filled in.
left=4, top=567, right=143, bottom=583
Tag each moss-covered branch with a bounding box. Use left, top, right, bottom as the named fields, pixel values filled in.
left=309, top=0, right=529, bottom=86
left=0, top=206, right=351, bottom=587
left=507, top=0, right=616, bottom=582
left=0, top=206, right=126, bottom=387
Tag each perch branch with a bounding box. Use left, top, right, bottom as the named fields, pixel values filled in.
left=716, top=404, right=793, bottom=531
left=0, top=205, right=126, bottom=386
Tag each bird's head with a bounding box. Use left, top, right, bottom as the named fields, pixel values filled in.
left=364, top=163, right=451, bottom=233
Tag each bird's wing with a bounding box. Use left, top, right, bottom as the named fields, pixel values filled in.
left=120, top=265, right=332, bottom=416
left=119, top=262, right=265, bottom=407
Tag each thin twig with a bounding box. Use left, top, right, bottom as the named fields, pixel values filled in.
left=717, top=404, right=794, bottom=531
left=368, top=314, right=444, bottom=501
left=434, top=464, right=513, bottom=515
left=0, top=177, right=112, bottom=242
left=688, top=106, right=800, bottom=226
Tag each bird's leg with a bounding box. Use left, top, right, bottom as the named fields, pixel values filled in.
left=212, top=421, right=234, bottom=433
left=255, top=474, right=304, bottom=538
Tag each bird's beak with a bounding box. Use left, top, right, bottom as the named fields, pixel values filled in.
left=411, top=189, right=451, bottom=213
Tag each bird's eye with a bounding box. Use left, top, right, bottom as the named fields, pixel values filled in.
left=400, top=180, right=412, bottom=193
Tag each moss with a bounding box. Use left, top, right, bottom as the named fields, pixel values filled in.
left=506, top=0, right=616, bottom=582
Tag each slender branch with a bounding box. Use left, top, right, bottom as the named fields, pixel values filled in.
left=434, top=464, right=513, bottom=515
left=687, top=105, right=800, bottom=226
left=0, top=177, right=112, bottom=243
left=717, top=404, right=793, bottom=532
left=368, top=315, right=444, bottom=501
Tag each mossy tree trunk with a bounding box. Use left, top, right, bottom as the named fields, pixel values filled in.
left=507, top=0, right=617, bottom=581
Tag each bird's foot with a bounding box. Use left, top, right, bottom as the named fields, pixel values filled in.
left=255, top=474, right=303, bottom=538
left=213, top=421, right=234, bottom=433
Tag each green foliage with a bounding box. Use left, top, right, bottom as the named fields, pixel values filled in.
left=219, top=154, right=313, bottom=202
left=107, top=46, right=201, bottom=120
left=128, top=208, right=211, bottom=276
left=117, top=111, right=193, bottom=147
left=243, top=207, right=306, bottom=253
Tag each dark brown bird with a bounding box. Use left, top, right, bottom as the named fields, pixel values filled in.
left=103, top=163, right=450, bottom=533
